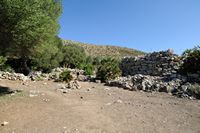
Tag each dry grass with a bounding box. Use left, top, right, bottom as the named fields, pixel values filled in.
left=63, top=40, right=145, bottom=58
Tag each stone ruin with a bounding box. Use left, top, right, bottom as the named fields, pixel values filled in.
left=106, top=50, right=200, bottom=99
left=120, top=49, right=200, bottom=82
left=120, top=50, right=181, bottom=78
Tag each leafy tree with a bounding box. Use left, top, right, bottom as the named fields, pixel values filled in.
left=61, top=44, right=87, bottom=69
left=96, top=57, right=122, bottom=81
left=31, top=37, right=63, bottom=73
left=0, top=0, right=62, bottom=73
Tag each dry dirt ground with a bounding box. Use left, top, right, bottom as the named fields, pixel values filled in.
left=0, top=80, right=200, bottom=133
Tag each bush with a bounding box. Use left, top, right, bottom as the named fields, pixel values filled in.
left=96, top=57, right=121, bottom=81
left=61, top=44, right=87, bottom=69
left=83, top=64, right=94, bottom=75
left=181, top=46, right=200, bottom=74
left=58, top=70, right=73, bottom=83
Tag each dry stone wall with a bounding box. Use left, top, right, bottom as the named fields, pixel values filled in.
left=120, top=50, right=182, bottom=79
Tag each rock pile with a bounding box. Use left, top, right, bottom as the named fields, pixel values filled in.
left=106, top=74, right=199, bottom=99
left=0, top=71, right=28, bottom=81
left=0, top=68, right=88, bottom=82
left=120, top=50, right=182, bottom=79
left=60, top=80, right=81, bottom=93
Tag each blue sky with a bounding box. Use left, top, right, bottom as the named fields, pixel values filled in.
left=59, top=0, right=200, bottom=54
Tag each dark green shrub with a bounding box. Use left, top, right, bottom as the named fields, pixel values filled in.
left=59, top=70, right=73, bottom=83
left=181, top=46, right=200, bottom=74
left=61, top=44, right=87, bottom=69
left=96, top=57, right=122, bottom=81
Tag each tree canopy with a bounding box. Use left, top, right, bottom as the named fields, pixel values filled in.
left=0, top=0, right=62, bottom=58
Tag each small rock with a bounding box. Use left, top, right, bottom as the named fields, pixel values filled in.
left=62, top=90, right=68, bottom=93
left=86, top=88, right=91, bottom=91
left=1, top=121, right=9, bottom=126
left=43, top=99, right=50, bottom=102
left=115, top=99, right=123, bottom=104
left=95, top=80, right=101, bottom=83
left=106, top=103, right=112, bottom=106
left=104, top=87, right=111, bottom=91
left=29, top=94, right=38, bottom=97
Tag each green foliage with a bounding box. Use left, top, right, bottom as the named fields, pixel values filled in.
left=80, top=56, right=94, bottom=75
left=96, top=57, right=122, bottom=81
left=59, top=70, right=73, bottom=83
left=61, top=44, right=87, bottom=69
left=0, top=56, right=7, bottom=66
left=83, top=64, right=94, bottom=75
left=181, top=46, right=200, bottom=74
left=0, top=0, right=62, bottom=58
left=31, top=37, right=63, bottom=73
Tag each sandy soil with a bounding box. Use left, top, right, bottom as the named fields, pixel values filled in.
left=0, top=80, right=200, bottom=133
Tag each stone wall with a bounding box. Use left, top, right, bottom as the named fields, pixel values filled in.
left=120, top=50, right=182, bottom=79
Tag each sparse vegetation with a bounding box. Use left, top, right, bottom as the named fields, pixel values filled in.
left=58, top=70, right=73, bottom=83
left=63, top=40, right=145, bottom=58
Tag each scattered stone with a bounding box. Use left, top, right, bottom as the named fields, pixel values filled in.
left=95, top=80, right=101, bottom=83
left=62, top=90, right=68, bottom=94
left=43, top=99, right=50, bottom=102
left=66, top=80, right=81, bottom=90
left=115, top=99, right=123, bottom=104
left=1, top=121, right=9, bottom=126
left=104, top=87, right=111, bottom=91
left=106, top=102, right=112, bottom=106
left=29, top=94, right=38, bottom=97
left=106, top=74, right=200, bottom=99
left=86, top=88, right=91, bottom=91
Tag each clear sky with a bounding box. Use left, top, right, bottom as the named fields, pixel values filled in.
left=58, top=0, right=200, bottom=55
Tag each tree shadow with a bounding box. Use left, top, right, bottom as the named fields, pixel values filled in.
left=0, top=86, right=13, bottom=96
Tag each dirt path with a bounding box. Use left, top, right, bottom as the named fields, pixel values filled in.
left=0, top=80, right=200, bottom=133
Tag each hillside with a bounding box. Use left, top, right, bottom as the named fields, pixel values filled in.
left=63, top=40, right=145, bottom=58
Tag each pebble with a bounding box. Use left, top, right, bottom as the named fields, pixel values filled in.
left=115, top=99, right=123, bottom=104
left=62, top=90, right=68, bottom=93
left=104, top=88, right=111, bottom=91
left=43, top=99, right=50, bottom=102
left=86, top=88, right=91, bottom=91
left=106, top=103, right=112, bottom=106
left=1, top=121, right=9, bottom=126
left=29, top=94, right=38, bottom=97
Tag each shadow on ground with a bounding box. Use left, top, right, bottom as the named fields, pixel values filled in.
left=0, top=86, right=13, bottom=96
